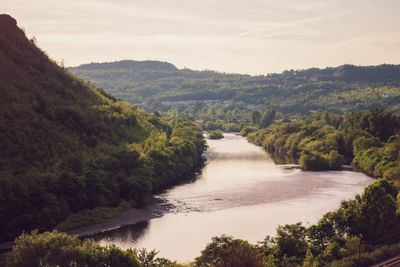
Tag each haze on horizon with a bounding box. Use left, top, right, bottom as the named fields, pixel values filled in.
left=3, top=0, right=400, bottom=75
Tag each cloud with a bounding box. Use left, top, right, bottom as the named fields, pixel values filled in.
left=2, top=0, right=400, bottom=74
left=234, top=9, right=357, bottom=40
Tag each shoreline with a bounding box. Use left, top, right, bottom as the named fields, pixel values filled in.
left=0, top=164, right=359, bottom=252
left=0, top=201, right=165, bottom=251
left=0, top=158, right=357, bottom=252
left=69, top=205, right=158, bottom=238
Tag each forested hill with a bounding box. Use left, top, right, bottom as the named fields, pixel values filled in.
left=70, top=60, right=400, bottom=115
left=0, top=15, right=205, bottom=241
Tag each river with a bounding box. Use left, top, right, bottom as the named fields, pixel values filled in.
left=92, top=133, right=373, bottom=262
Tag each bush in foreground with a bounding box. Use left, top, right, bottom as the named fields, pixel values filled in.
left=2, top=231, right=182, bottom=267
left=194, top=235, right=263, bottom=267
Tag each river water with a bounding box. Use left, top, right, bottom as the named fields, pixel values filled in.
left=94, top=133, right=372, bottom=262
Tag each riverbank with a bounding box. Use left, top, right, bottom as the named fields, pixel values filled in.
left=0, top=197, right=171, bottom=252
left=69, top=206, right=157, bottom=237
left=92, top=134, right=372, bottom=262
left=0, top=145, right=359, bottom=256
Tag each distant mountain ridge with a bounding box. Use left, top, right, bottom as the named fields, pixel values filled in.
left=69, top=60, right=400, bottom=114
left=74, top=60, right=178, bottom=72
left=71, top=60, right=400, bottom=82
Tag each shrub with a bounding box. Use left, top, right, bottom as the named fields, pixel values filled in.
left=240, top=126, right=258, bottom=137
left=222, top=123, right=241, bottom=132
left=207, top=130, right=224, bottom=140
left=195, top=236, right=263, bottom=267
left=4, top=231, right=140, bottom=267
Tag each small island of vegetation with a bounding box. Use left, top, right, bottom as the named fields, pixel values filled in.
left=207, top=130, right=224, bottom=139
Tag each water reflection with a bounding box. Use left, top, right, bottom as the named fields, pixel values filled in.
left=91, top=221, right=149, bottom=244
left=269, top=151, right=297, bottom=165
left=94, top=133, right=373, bottom=262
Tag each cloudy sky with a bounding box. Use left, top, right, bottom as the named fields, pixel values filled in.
left=2, top=0, right=400, bottom=74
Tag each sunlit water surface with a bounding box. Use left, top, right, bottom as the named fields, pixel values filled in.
left=94, top=133, right=372, bottom=262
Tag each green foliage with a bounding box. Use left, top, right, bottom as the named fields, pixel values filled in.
left=299, top=150, right=344, bottom=171
left=70, top=61, right=400, bottom=117
left=136, top=248, right=184, bottom=267
left=351, top=179, right=398, bottom=244
left=0, top=19, right=206, bottom=242
left=275, top=223, right=308, bottom=260
left=253, top=179, right=400, bottom=266
left=352, top=136, right=381, bottom=155
left=203, top=120, right=223, bottom=131
left=55, top=201, right=131, bottom=231
left=309, top=179, right=399, bottom=249
left=3, top=231, right=185, bottom=267
left=207, top=130, right=224, bottom=140
left=353, top=136, right=400, bottom=178
left=4, top=231, right=141, bottom=267
left=222, top=122, right=241, bottom=132
left=344, top=108, right=400, bottom=142
left=251, top=110, right=262, bottom=125
left=3, top=178, right=400, bottom=267
left=264, top=255, right=276, bottom=267
left=303, top=248, right=317, bottom=267
left=248, top=110, right=400, bottom=173
left=259, top=109, right=277, bottom=128
left=2, top=16, right=400, bottom=267
left=326, top=242, right=400, bottom=267
left=240, top=125, right=258, bottom=137
left=194, top=235, right=263, bottom=267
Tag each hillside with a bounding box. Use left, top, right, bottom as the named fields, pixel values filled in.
left=69, top=61, right=400, bottom=115
left=0, top=15, right=205, bottom=241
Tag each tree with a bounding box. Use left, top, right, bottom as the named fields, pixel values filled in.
left=326, top=150, right=344, bottom=169
left=333, top=179, right=398, bottom=245
left=299, top=151, right=326, bottom=171
left=260, top=109, right=276, bottom=127
left=251, top=110, right=261, bottom=125
left=303, top=248, right=317, bottom=267
left=307, top=212, right=337, bottom=253
left=5, top=231, right=141, bottom=267
left=363, top=108, right=400, bottom=142
left=360, top=179, right=398, bottom=244
left=352, top=136, right=381, bottom=156
left=264, top=255, right=276, bottom=267
left=195, top=235, right=263, bottom=267
left=275, top=223, right=308, bottom=259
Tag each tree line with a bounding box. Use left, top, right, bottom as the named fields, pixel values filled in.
left=247, top=108, right=400, bottom=179
left=70, top=61, right=400, bottom=118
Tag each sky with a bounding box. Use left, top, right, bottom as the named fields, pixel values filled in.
left=2, top=0, right=400, bottom=74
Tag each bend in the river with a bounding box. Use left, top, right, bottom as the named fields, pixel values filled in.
left=92, top=133, right=373, bottom=262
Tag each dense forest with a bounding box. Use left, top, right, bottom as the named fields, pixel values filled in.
left=247, top=109, right=400, bottom=181
left=2, top=108, right=399, bottom=266
left=0, top=15, right=205, bottom=242
left=69, top=60, right=400, bottom=119
left=1, top=177, right=399, bottom=266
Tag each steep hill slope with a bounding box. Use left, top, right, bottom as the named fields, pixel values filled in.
left=69, top=61, right=400, bottom=115
left=0, top=15, right=205, bottom=241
